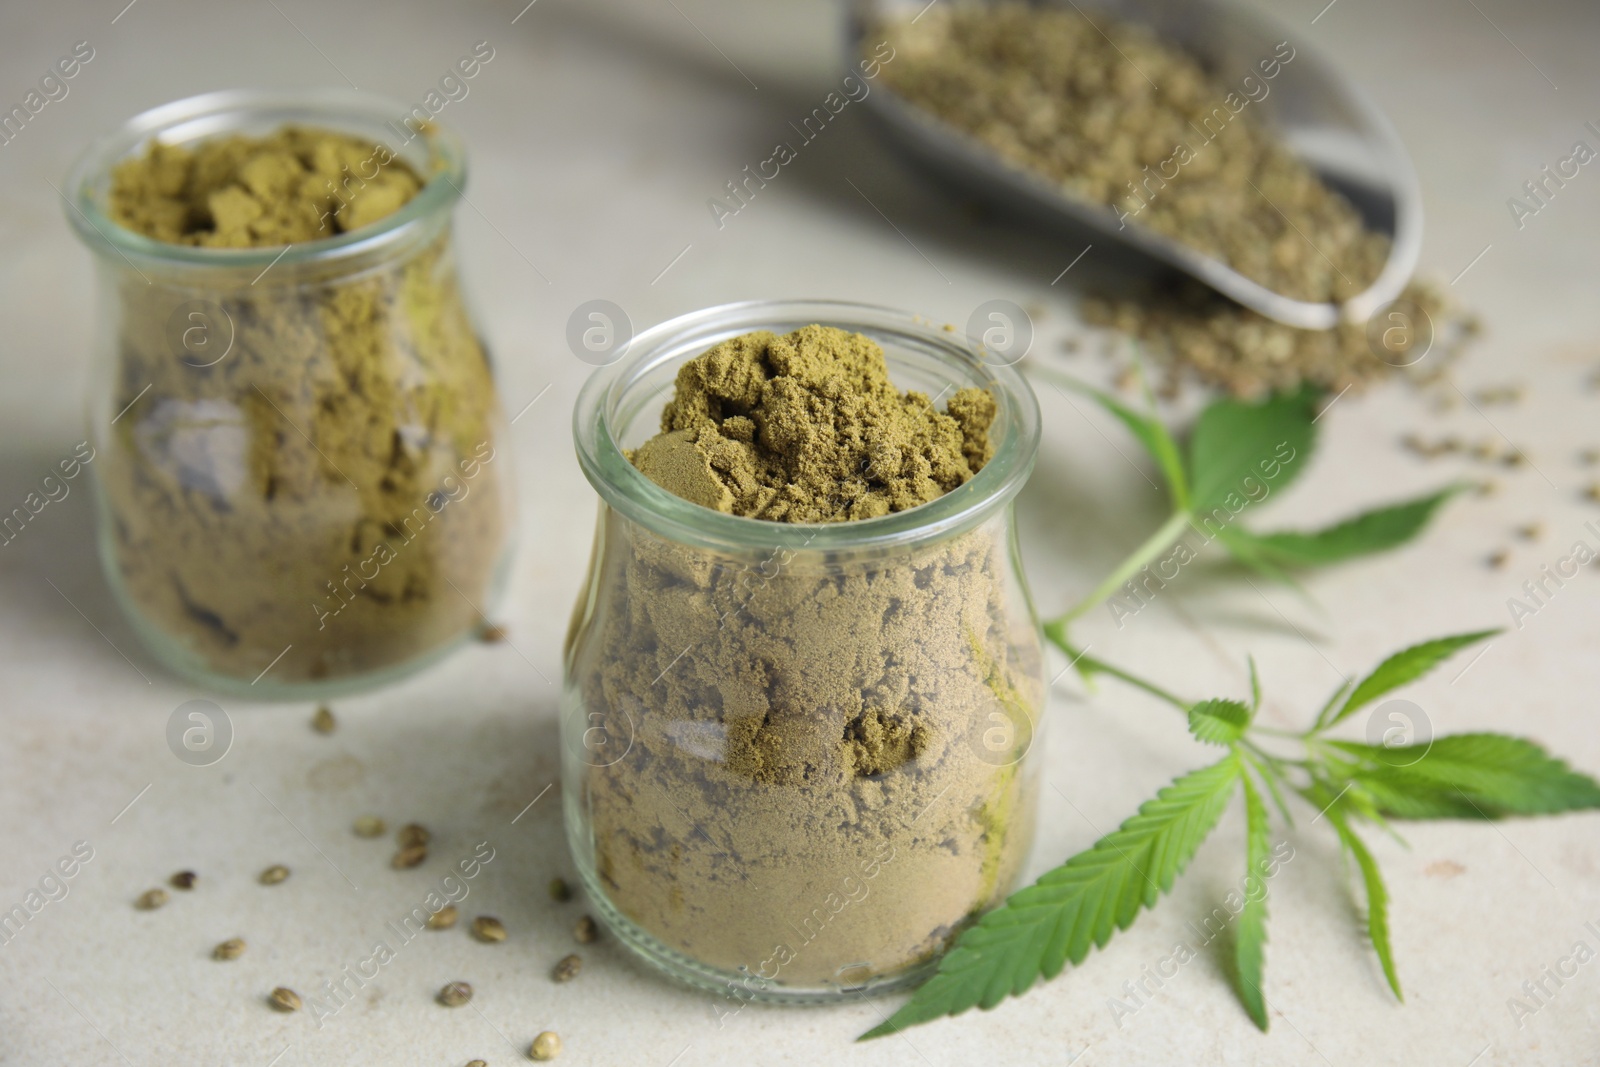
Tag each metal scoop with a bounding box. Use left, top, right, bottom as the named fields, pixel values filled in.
left=847, top=0, right=1423, bottom=329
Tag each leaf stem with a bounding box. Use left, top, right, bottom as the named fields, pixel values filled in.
left=1048, top=640, right=1192, bottom=713
left=1051, top=509, right=1192, bottom=625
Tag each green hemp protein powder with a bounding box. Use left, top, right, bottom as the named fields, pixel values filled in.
left=98, top=125, right=508, bottom=687
left=570, top=325, right=1041, bottom=991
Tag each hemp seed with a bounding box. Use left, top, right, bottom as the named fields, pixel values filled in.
left=170, top=870, right=198, bottom=890
left=467, top=1061, right=488, bottom=1067
left=392, top=844, right=428, bottom=869
left=268, top=987, right=302, bottom=1012
left=549, top=877, right=572, bottom=902
left=397, top=823, right=431, bottom=848
left=353, top=815, right=386, bottom=838
left=552, top=954, right=582, bottom=982
left=1487, top=549, right=1509, bottom=570
left=479, top=622, right=507, bottom=643
left=427, top=904, right=459, bottom=930
left=530, top=1031, right=562, bottom=1061
left=260, top=864, right=290, bottom=885
left=214, top=938, right=246, bottom=960
left=437, top=981, right=473, bottom=1007
left=573, top=916, right=598, bottom=944
left=135, top=888, right=169, bottom=910
left=311, top=705, right=336, bottom=734
left=471, top=916, right=507, bottom=943
left=1516, top=522, right=1544, bottom=541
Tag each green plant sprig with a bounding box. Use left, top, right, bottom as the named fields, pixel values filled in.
left=1034, top=368, right=1464, bottom=632
left=861, top=630, right=1600, bottom=1039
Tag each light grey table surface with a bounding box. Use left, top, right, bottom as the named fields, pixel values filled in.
left=2, top=1, right=1598, bottom=1064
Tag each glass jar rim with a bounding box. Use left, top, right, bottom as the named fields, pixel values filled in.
left=63, top=87, right=466, bottom=273
left=573, top=299, right=1042, bottom=555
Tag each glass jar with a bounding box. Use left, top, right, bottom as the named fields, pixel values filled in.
left=563, top=300, right=1044, bottom=1003
left=65, top=90, right=513, bottom=698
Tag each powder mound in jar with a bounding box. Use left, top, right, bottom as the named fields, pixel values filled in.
left=109, top=126, right=422, bottom=246
left=630, top=325, right=996, bottom=523
left=97, top=125, right=507, bottom=685
left=575, top=326, right=1040, bottom=987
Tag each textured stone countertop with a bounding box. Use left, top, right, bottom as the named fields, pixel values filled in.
left=2, top=1, right=1597, bottom=1064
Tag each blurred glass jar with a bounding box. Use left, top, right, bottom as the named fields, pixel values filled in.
left=563, top=301, right=1043, bottom=1001
left=65, top=90, right=513, bottom=697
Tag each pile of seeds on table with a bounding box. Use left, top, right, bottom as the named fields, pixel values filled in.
left=1080, top=275, right=1480, bottom=399
left=126, top=703, right=592, bottom=1063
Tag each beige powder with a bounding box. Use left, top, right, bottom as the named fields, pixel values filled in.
left=99, top=127, right=507, bottom=685
left=570, top=327, right=1040, bottom=989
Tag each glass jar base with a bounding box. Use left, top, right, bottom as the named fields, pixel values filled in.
left=574, top=866, right=937, bottom=1006
left=96, top=525, right=513, bottom=700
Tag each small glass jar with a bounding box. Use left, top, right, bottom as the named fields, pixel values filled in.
left=564, top=300, right=1044, bottom=1002
left=65, top=90, right=513, bottom=697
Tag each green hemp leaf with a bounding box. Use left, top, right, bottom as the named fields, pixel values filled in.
left=1034, top=372, right=1462, bottom=629
left=1319, top=630, right=1501, bottom=729
left=1189, top=699, right=1252, bottom=746
left=1235, top=774, right=1272, bottom=1029
left=866, top=630, right=1600, bottom=1039
left=861, top=755, right=1240, bottom=1038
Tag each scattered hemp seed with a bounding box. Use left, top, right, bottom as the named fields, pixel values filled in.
left=1585, top=484, right=1600, bottom=504
left=530, top=1031, right=562, bottom=1061
left=213, top=938, right=246, bottom=960
left=170, top=870, right=198, bottom=890
left=392, top=844, right=428, bottom=870
left=1470, top=440, right=1498, bottom=461
left=479, top=622, right=507, bottom=643
left=397, top=823, right=431, bottom=848
left=1400, top=434, right=1460, bottom=460
left=311, top=705, right=336, bottom=734
left=268, top=987, right=302, bottom=1013
left=437, top=981, right=474, bottom=1008
left=427, top=905, right=459, bottom=930
left=552, top=954, right=582, bottom=983
left=1502, top=450, right=1527, bottom=469
left=1517, top=522, right=1544, bottom=541
left=548, top=877, right=572, bottom=902
left=1579, top=448, right=1600, bottom=466
left=1476, top=479, right=1500, bottom=497
left=1487, top=549, right=1509, bottom=570
left=353, top=816, right=386, bottom=838
left=260, top=865, right=290, bottom=885
left=573, top=916, right=598, bottom=944
left=471, top=916, right=507, bottom=943
left=135, top=888, right=169, bottom=910
left=1473, top=384, right=1523, bottom=406
left=467, top=1062, right=488, bottom=1067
